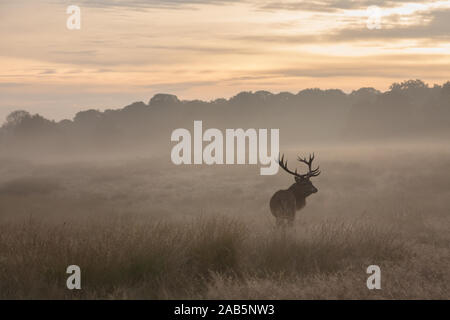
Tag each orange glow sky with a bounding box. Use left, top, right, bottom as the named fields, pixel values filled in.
left=1, top=0, right=450, bottom=120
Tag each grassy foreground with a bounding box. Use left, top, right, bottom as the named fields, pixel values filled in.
left=0, top=214, right=447, bottom=299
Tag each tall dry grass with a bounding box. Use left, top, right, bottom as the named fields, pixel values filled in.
left=1, top=213, right=438, bottom=299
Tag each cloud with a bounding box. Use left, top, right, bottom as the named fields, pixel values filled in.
left=233, top=8, right=450, bottom=44
left=59, top=0, right=245, bottom=9
left=39, top=69, right=57, bottom=75
left=137, top=44, right=260, bottom=55
left=331, top=8, right=450, bottom=42
left=258, top=0, right=436, bottom=12
left=0, top=83, right=30, bottom=88
left=50, top=50, right=98, bottom=56
left=216, top=53, right=450, bottom=80
left=260, top=63, right=450, bottom=79
left=138, top=80, right=219, bottom=92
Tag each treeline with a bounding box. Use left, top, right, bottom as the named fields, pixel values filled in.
left=1, top=79, right=449, bottom=155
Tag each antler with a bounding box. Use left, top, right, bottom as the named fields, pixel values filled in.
left=278, top=153, right=320, bottom=179
left=278, top=153, right=303, bottom=178
left=297, top=153, right=321, bottom=178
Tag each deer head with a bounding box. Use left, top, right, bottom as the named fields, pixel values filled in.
left=278, top=153, right=321, bottom=196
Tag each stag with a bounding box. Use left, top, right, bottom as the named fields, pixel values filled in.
left=270, top=153, right=321, bottom=227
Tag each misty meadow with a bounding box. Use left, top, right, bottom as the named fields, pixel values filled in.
left=0, top=80, right=449, bottom=299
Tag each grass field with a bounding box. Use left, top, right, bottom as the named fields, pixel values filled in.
left=0, top=144, right=449, bottom=299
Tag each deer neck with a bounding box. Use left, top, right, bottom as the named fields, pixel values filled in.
left=288, top=183, right=307, bottom=199
left=288, top=184, right=306, bottom=210
left=286, top=184, right=306, bottom=211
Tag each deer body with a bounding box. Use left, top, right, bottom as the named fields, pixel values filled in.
left=270, top=154, right=320, bottom=227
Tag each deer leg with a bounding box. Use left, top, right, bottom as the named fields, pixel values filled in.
left=287, top=217, right=294, bottom=227
left=285, top=201, right=296, bottom=227
left=276, top=218, right=285, bottom=228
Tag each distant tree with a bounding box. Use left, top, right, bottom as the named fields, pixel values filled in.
left=1, top=80, right=450, bottom=154
left=149, top=94, right=180, bottom=106
left=3, top=110, right=31, bottom=128
left=442, top=82, right=450, bottom=95
left=389, top=79, right=428, bottom=91
left=350, top=87, right=380, bottom=105
left=350, top=87, right=380, bottom=96
left=1, top=110, right=55, bottom=140
left=74, top=109, right=103, bottom=124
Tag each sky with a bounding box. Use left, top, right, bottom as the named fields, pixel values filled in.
left=1, top=0, right=450, bottom=121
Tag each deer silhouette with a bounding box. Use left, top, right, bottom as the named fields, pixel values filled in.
left=270, top=153, right=321, bottom=227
